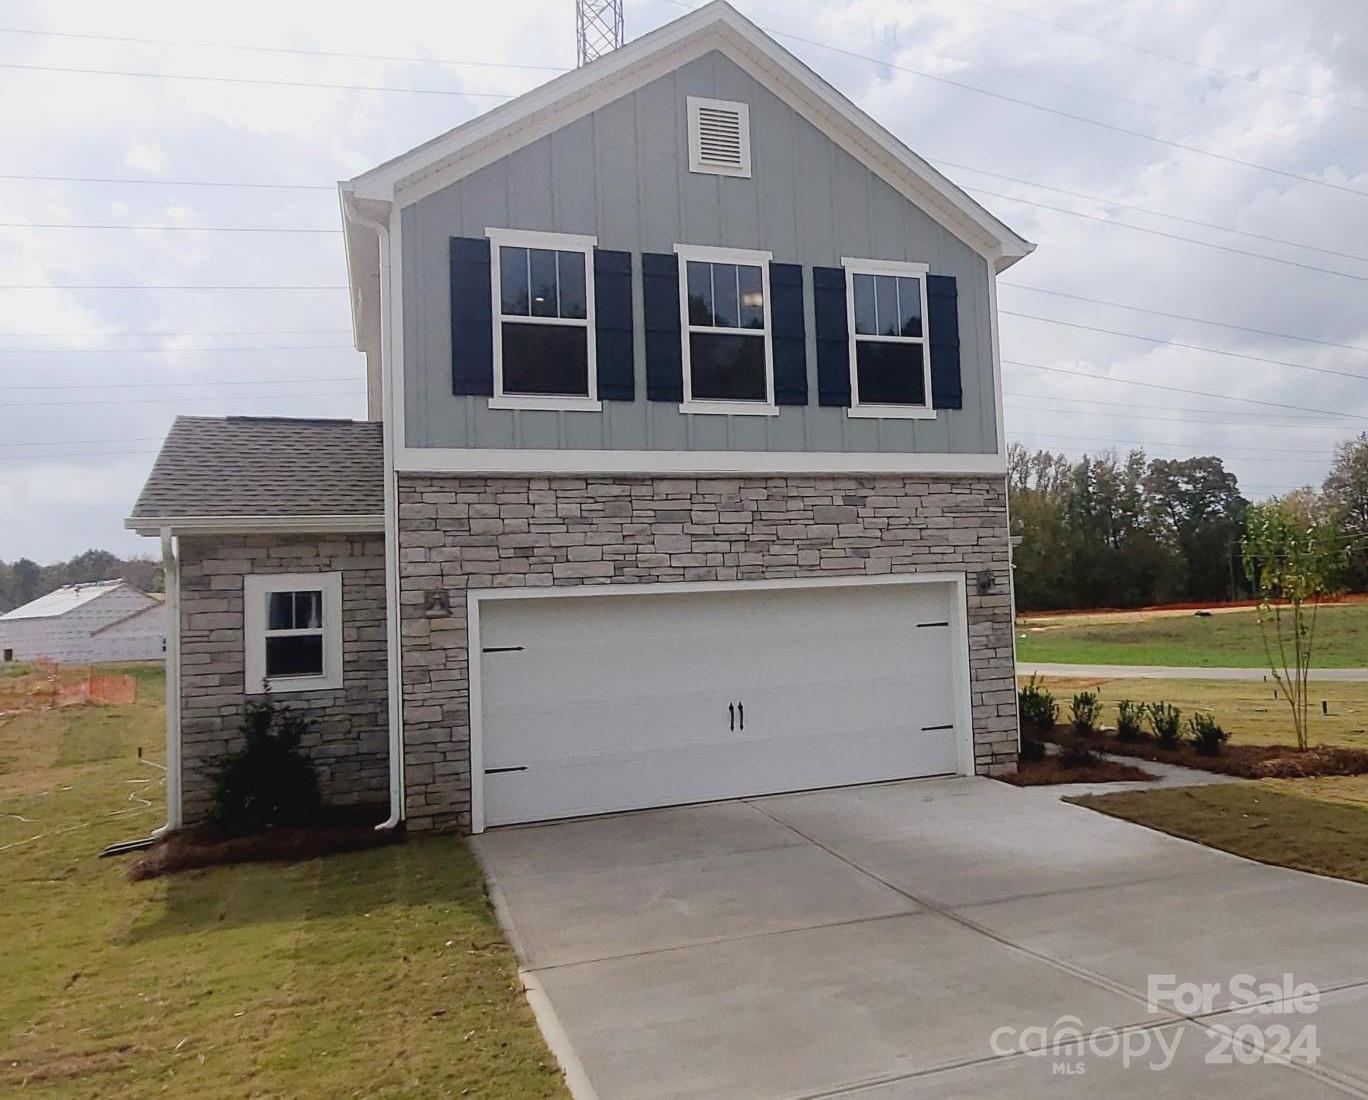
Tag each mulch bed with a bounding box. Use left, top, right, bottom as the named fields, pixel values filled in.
left=1001, top=754, right=1155, bottom=786
left=129, top=806, right=400, bottom=881
left=1026, top=721, right=1368, bottom=780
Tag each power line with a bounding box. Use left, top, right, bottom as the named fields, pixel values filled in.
left=0, top=328, right=349, bottom=338
left=959, top=0, right=1368, bottom=118
left=0, top=173, right=333, bottom=190
left=2, top=389, right=364, bottom=408
left=999, top=284, right=1368, bottom=357
left=1006, top=400, right=1340, bottom=431
left=0, top=26, right=572, bottom=72
left=971, top=186, right=1368, bottom=284
left=0, top=283, right=348, bottom=290
left=11, top=448, right=159, bottom=461
left=1004, top=390, right=1336, bottom=424
left=0, top=60, right=524, bottom=98
left=0, top=376, right=357, bottom=391
left=1001, top=312, right=1368, bottom=384
left=0, top=436, right=160, bottom=448
left=743, top=20, right=1368, bottom=201
left=0, top=222, right=340, bottom=233
left=0, top=343, right=354, bottom=354
left=932, top=159, right=1368, bottom=266
left=1008, top=428, right=1332, bottom=458
left=1005, top=360, right=1368, bottom=421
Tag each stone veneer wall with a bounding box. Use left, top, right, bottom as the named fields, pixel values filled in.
left=397, top=474, right=1017, bottom=833
left=177, top=533, right=389, bottom=823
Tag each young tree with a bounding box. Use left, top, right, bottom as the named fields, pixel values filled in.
left=1241, top=501, right=1342, bottom=751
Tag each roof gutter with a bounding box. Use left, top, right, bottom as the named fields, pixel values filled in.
left=346, top=195, right=405, bottom=833
left=154, top=527, right=182, bottom=837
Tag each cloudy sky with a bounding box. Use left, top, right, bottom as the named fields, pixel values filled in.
left=2, top=0, right=1366, bottom=562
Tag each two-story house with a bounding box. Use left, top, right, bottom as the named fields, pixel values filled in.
left=128, top=0, right=1033, bottom=836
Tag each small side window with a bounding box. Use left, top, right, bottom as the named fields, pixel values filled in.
left=842, top=259, right=935, bottom=419
left=244, top=572, right=343, bottom=693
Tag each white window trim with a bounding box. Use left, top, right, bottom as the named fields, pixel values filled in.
left=842, top=257, right=936, bottom=421
left=686, top=96, right=752, bottom=178
left=674, top=243, right=776, bottom=416
left=486, top=227, right=601, bottom=412
left=244, top=572, right=344, bottom=694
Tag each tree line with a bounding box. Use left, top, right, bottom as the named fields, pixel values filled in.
left=0, top=549, right=162, bottom=614
left=1009, top=432, right=1368, bottom=611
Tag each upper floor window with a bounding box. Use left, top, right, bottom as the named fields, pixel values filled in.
left=488, top=228, right=599, bottom=412
left=843, top=258, right=934, bottom=420
left=675, top=244, right=775, bottom=416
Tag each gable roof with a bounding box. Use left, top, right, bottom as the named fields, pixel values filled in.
left=90, top=600, right=165, bottom=637
left=340, top=1, right=1032, bottom=271
left=1, top=580, right=130, bottom=621
left=126, top=416, right=385, bottom=535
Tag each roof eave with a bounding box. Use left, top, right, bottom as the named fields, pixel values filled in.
left=125, top=514, right=386, bottom=538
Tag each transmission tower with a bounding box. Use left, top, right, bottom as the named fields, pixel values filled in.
left=576, top=0, right=624, bottom=66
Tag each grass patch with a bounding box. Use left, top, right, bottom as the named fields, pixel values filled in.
left=0, top=667, right=567, bottom=1099
left=1025, top=676, right=1368, bottom=750
left=1017, top=602, right=1368, bottom=668
left=1071, top=782, right=1368, bottom=885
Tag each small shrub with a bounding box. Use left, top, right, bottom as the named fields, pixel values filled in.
left=211, top=697, right=321, bottom=835
left=1070, top=690, right=1101, bottom=734
left=1060, top=744, right=1101, bottom=768
left=1018, top=675, right=1058, bottom=730
left=1115, top=699, right=1145, bottom=742
left=1148, top=702, right=1182, bottom=748
left=1019, top=738, right=1046, bottom=763
left=1187, top=712, right=1230, bottom=756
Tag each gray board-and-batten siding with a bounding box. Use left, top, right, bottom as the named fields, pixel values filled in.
left=401, top=50, right=998, bottom=457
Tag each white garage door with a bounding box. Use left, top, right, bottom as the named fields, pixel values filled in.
left=476, top=580, right=964, bottom=828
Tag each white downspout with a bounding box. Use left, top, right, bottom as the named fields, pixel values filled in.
left=351, top=204, right=405, bottom=831
left=153, top=527, right=182, bottom=837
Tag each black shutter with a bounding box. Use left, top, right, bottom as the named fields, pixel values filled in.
left=769, top=262, right=807, bottom=406
left=642, top=252, right=683, bottom=402
left=450, top=236, right=493, bottom=396
left=927, top=274, right=962, bottom=409
left=594, top=249, right=634, bottom=401
left=812, top=266, right=850, bottom=407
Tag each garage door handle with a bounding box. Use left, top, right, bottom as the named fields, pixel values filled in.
left=729, top=703, right=735, bottom=731
left=737, top=702, right=744, bottom=730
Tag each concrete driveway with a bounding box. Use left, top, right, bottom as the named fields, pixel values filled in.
left=472, top=778, right=1368, bottom=1098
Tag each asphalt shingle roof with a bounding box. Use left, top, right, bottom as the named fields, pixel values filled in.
left=129, top=416, right=384, bottom=522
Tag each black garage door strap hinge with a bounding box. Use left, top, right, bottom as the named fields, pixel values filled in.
left=920, top=724, right=954, bottom=732
left=915, top=621, right=950, bottom=629
left=485, top=765, right=528, bottom=774
left=482, top=645, right=525, bottom=653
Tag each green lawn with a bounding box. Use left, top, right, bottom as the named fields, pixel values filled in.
left=1024, top=676, right=1368, bottom=749
left=0, top=665, right=566, bottom=1099
left=1072, top=781, right=1368, bottom=885
left=1017, top=602, right=1368, bottom=668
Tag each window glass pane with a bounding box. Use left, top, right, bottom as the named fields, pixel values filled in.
left=686, top=261, right=713, bottom=326
left=528, top=248, right=558, bottom=318
left=897, top=276, right=923, bottom=337
left=852, top=274, right=877, bottom=336
left=737, top=264, right=764, bottom=329
left=294, top=590, right=323, bottom=630
left=266, top=634, right=324, bottom=678
left=499, top=246, right=529, bottom=316
left=267, top=591, right=294, bottom=631
left=557, top=251, right=586, bottom=319
left=875, top=274, right=899, bottom=337
left=856, top=341, right=926, bottom=405
left=689, top=332, right=767, bottom=401
left=712, top=263, right=739, bottom=328
left=501, top=322, right=589, bottom=396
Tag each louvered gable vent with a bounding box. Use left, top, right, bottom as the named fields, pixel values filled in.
left=687, top=96, right=751, bottom=178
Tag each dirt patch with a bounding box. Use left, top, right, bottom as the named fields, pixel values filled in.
left=1000, top=754, right=1155, bottom=786
left=129, top=807, right=398, bottom=880
left=1029, top=721, right=1368, bottom=779
left=1, top=1044, right=134, bottom=1084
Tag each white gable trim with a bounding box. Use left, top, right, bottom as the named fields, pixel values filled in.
left=342, top=1, right=1032, bottom=271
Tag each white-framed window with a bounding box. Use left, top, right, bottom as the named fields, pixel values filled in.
left=686, top=97, right=752, bottom=178
left=675, top=243, right=776, bottom=416
left=244, top=572, right=343, bottom=694
left=843, top=257, right=935, bottom=420
left=487, top=227, right=600, bottom=412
